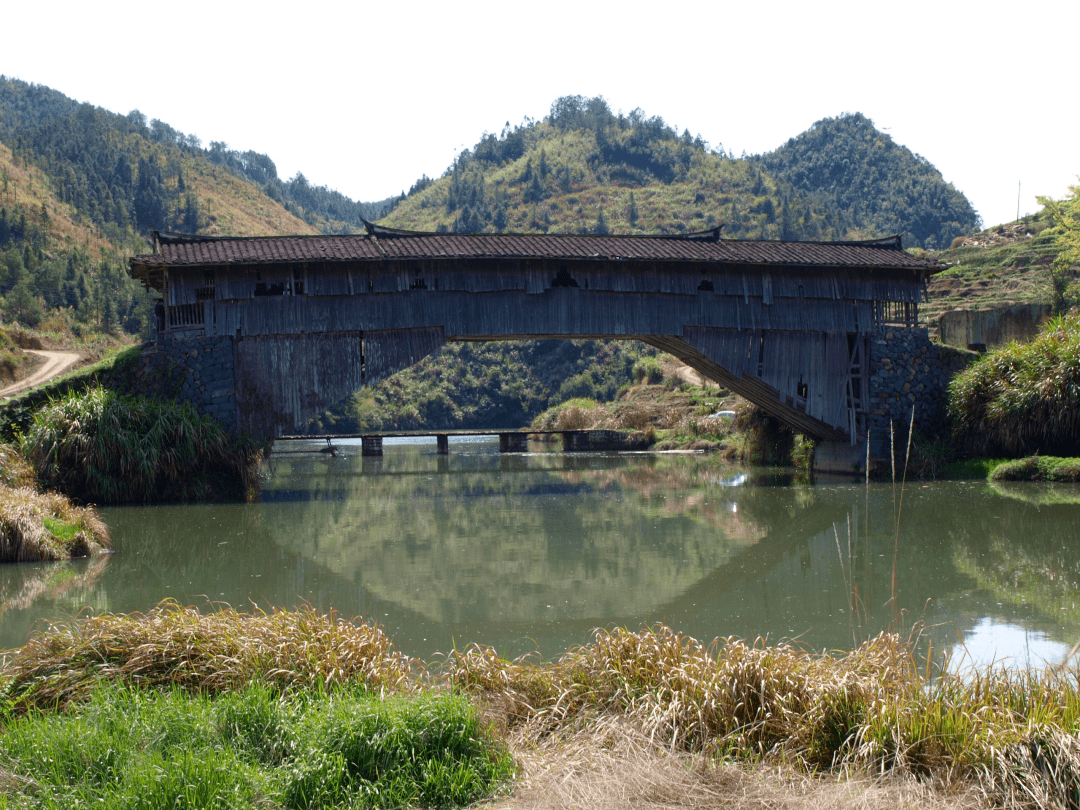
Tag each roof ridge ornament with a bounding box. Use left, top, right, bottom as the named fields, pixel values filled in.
left=362, top=219, right=724, bottom=241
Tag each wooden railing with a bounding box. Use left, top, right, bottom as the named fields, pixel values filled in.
left=168, top=302, right=205, bottom=329
left=873, top=300, right=918, bottom=327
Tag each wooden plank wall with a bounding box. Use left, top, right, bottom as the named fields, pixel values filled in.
left=232, top=328, right=446, bottom=437
left=162, top=258, right=920, bottom=440
left=234, top=332, right=365, bottom=438
left=679, top=327, right=855, bottom=432
left=362, top=327, right=446, bottom=387
left=169, top=261, right=924, bottom=310
left=197, top=290, right=878, bottom=341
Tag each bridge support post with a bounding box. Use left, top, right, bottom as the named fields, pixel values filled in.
left=361, top=436, right=383, bottom=456
left=499, top=433, right=528, bottom=453
left=436, top=434, right=449, bottom=455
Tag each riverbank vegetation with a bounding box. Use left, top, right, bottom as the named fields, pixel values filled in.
left=0, top=443, right=109, bottom=563
left=0, top=485, right=108, bottom=563
left=949, top=313, right=1080, bottom=458
left=19, top=386, right=263, bottom=504
left=989, top=455, right=1080, bottom=482
left=2, top=604, right=1079, bottom=809
left=529, top=383, right=741, bottom=455
left=528, top=365, right=816, bottom=464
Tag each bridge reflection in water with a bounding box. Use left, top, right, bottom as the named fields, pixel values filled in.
left=0, top=440, right=1063, bottom=667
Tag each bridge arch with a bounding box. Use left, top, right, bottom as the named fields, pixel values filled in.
left=130, top=225, right=938, bottom=443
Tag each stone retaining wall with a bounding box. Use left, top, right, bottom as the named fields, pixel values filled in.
left=131, top=335, right=238, bottom=431
left=867, top=327, right=975, bottom=459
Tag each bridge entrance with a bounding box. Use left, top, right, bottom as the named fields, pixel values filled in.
left=129, top=225, right=938, bottom=445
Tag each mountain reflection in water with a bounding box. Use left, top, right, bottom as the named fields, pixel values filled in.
left=3, top=438, right=1079, bottom=667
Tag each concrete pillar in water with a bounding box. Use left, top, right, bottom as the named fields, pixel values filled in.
left=361, top=436, right=383, bottom=456
left=436, top=434, right=449, bottom=455
left=499, top=432, right=528, bottom=453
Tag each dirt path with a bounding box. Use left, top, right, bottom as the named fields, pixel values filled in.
left=673, top=365, right=721, bottom=388
left=0, top=350, right=81, bottom=399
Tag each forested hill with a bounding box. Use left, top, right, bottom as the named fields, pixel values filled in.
left=753, top=113, right=979, bottom=250
left=381, top=96, right=980, bottom=249
left=0, top=77, right=394, bottom=240
left=0, top=76, right=396, bottom=337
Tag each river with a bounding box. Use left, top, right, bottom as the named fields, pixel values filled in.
left=3, top=438, right=1078, bottom=669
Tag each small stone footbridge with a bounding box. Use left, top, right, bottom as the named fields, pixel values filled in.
left=129, top=224, right=942, bottom=454
left=278, top=428, right=647, bottom=456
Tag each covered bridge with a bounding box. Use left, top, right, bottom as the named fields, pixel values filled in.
left=129, top=224, right=941, bottom=445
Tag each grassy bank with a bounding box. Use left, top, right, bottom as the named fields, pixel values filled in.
left=3, top=604, right=1080, bottom=808
left=0, top=604, right=510, bottom=810
left=19, top=386, right=263, bottom=504
left=0, top=683, right=511, bottom=810
left=0, top=443, right=110, bottom=563
left=989, top=455, right=1080, bottom=482
left=0, top=485, right=109, bottom=563
left=949, top=313, right=1080, bottom=458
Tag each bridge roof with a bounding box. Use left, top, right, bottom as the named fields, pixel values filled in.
left=133, top=227, right=942, bottom=273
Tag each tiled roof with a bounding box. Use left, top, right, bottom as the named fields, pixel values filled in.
left=132, top=227, right=941, bottom=272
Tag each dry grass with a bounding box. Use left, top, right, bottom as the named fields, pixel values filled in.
left=491, top=715, right=988, bottom=810
left=451, top=625, right=1080, bottom=809
left=0, top=601, right=414, bottom=713
left=554, top=403, right=603, bottom=430
left=0, top=443, right=35, bottom=489
left=449, top=626, right=915, bottom=758
left=0, top=484, right=109, bottom=562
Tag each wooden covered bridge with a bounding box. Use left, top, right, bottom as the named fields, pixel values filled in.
left=128, top=224, right=940, bottom=445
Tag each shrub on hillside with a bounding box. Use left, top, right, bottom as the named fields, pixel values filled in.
left=949, top=314, right=1080, bottom=457
left=22, top=387, right=263, bottom=504
left=632, top=356, right=664, bottom=384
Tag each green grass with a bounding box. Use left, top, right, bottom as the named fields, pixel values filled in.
left=989, top=455, right=1080, bottom=482
left=39, top=516, right=78, bottom=543
left=940, top=457, right=1010, bottom=480
left=0, top=684, right=513, bottom=810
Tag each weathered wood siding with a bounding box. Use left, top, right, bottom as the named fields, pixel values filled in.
left=234, top=333, right=365, bottom=438
left=169, top=261, right=923, bottom=307
left=159, top=257, right=920, bottom=440
left=231, top=327, right=446, bottom=438
left=195, top=290, right=878, bottom=340
left=362, top=327, right=446, bottom=387
left=643, top=330, right=861, bottom=441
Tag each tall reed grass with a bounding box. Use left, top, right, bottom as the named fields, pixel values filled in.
left=0, top=444, right=34, bottom=490
left=451, top=624, right=1080, bottom=807
left=21, top=386, right=263, bottom=503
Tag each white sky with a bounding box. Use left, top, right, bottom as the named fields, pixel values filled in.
left=4, top=0, right=1078, bottom=230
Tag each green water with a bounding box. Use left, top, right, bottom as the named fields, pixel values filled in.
left=3, top=438, right=1079, bottom=666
